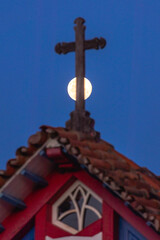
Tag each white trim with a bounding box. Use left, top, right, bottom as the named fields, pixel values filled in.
left=46, top=232, right=102, bottom=240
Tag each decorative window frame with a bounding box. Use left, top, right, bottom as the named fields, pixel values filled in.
left=34, top=171, right=119, bottom=240
left=52, top=180, right=102, bottom=234
left=46, top=232, right=102, bottom=240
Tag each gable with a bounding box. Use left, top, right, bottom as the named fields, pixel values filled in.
left=0, top=126, right=160, bottom=240
left=35, top=174, right=104, bottom=240
left=0, top=169, right=158, bottom=240
left=52, top=180, right=102, bottom=234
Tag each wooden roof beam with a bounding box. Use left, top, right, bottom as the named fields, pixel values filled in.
left=0, top=193, right=26, bottom=210
left=21, top=169, right=48, bottom=188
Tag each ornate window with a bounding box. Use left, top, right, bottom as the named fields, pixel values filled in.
left=52, top=181, right=102, bottom=234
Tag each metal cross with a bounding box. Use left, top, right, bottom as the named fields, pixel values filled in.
left=55, top=17, right=106, bottom=133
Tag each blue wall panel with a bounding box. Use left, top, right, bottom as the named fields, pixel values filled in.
left=119, top=217, right=146, bottom=240
left=22, top=227, right=35, bottom=240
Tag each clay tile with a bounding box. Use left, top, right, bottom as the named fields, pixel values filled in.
left=109, top=181, right=121, bottom=191
left=120, top=191, right=128, bottom=200
left=138, top=167, right=158, bottom=179
left=77, top=155, right=89, bottom=165
left=120, top=191, right=134, bottom=202
left=154, top=216, right=160, bottom=231
left=142, top=175, right=160, bottom=192
left=89, top=157, right=111, bottom=171
left=114, top=150, right=140, bottom=170
left=95, top=150, right=118, bottom=160
left=7, top=159, right=20, bottom=168
left=145, top=206, right=160, bottom=215
left=16, top=146, right=33, bottom=157
left=0, top=176, right=7, bottom=187
left=64, top=144, right=71, bottom=152
left=40, top=125, right=63, bottom=132
left=130, top=200, right=144, bottom=210
left=57, top=130, right=78, bottom=140
left=0, top=170, right=10, bottom=187
left=78, top=147, right=100, bottom=159
left=55, top=127, right=66, bottom=131
left=154, top=219, right=160, bottom=232
left=124, top=178, right=153, bottom=193
left=91, top=150, right=103, bottom=159
left=8, top=158, right=23, bottom=168
left=149, top=214, right=156, bottom=222
left=103, top=176, right=110, bottom=182
left=28, top=131, right=47, bottom=148
left=15, top=155, right=28, bottom=166
left=72, top=131, right=100, bottom=142
left=0, top=170, right=8, bottom=178
left=69, top=146, right=80, bottom=156
left=69, top=139, right=89, bottom=148
left=108, top=171, right=124, bottom=186
left=115, top=161, right=130, bottom=171
left=142, top=212, right=148, bottom=220
left=124, top=171, right=139, bottom=180
left=40, top=126, right=58, bottom=138
left=58, top=137, right=70, bottom=145
left=124, top=186, right=150, bottom=198
left=6, top=160, right=17, bottom=176
left=112, top=169, right=139, bottom=181
left=106, top=159, right=130, bottom=171
left=125, top=195, right=134, bottom=202
left=83, top=140, right=113, bottom=151
left=88, top=164, right=100, bottom=175
left=98, top=172, right=104, bottom=181
left=40, top=125, right=50, bottom=131
left=134, top=197, right=160, bottom=209
left=15, top=147, right=32, bottom=166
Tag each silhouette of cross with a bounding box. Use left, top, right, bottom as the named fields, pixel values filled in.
left=55, top=17, right=106, bottom=133
left=55, top=17, right=106, bottom=111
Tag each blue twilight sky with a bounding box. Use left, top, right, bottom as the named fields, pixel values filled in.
left=0, top=1, right=160, bottom=174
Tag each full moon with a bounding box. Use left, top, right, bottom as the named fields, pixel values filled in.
left=67, top=77, right=92, bottom=101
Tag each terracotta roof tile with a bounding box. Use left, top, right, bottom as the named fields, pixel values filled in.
left=1, top=125, right=160, bottom=234
left=89, top=157, right=111, bottom=170
left=28, top=131, right=48, bottom=147
left=134, top=197, right=160, bottom=209
left=112, top=169, right=139, bottom=180
left=154, top=217, right=160, bottom=231
left=114, top=150, right=140, bottom=170
left=124, top=186, right=150, bottom=198
left=0, top=175, right=8, bottom=187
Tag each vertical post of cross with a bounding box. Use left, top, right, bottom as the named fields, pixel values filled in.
left=55, top=17, right=106, bottom=137
left=74, top=17, right=86, bottom=112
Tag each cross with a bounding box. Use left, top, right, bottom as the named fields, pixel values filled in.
left=55, top=17, right=106, bottom=133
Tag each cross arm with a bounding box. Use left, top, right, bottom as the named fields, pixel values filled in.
left=84, top=37, right=106, bottom=50
left=55, top=37, right=107, bottom=54
left=55, top=42, right=75, bottom=54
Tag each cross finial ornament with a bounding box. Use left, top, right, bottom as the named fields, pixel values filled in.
left=55, top=17, right=106, bottom=138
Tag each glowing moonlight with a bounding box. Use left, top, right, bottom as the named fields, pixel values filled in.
left=67, top=77, right=92, bottom=101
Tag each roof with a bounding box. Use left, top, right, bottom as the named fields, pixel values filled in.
left=0, top=125, right=160, bottom=234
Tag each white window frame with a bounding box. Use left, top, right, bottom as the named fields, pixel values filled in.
left=52, top=180, right=102, bottom=234
left=46, top=232, right=102, bottom=240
